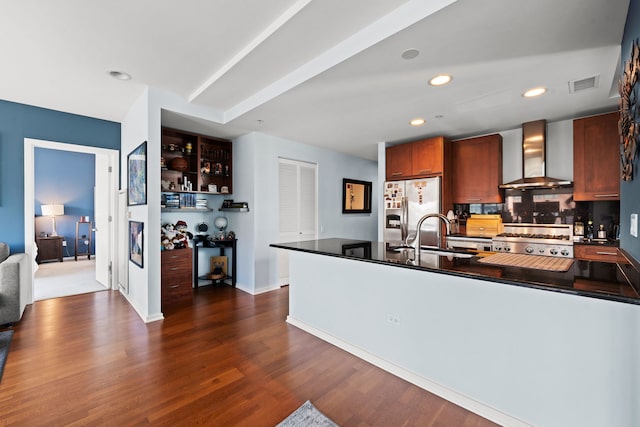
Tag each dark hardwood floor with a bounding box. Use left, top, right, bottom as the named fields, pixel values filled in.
left=0, top=286, right=499, bottom=426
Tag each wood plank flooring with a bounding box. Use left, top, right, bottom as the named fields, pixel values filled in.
left=0, top=286, right=499, bottom=426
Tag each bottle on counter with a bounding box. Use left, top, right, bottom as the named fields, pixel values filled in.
left=597, top=224, right=607, bottom=239
left=573, top=218, right=584, bottom=238
left=586, top=219, right=594, bottom=240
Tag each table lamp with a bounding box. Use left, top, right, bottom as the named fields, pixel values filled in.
left=41, top=204, right=64, bottom=236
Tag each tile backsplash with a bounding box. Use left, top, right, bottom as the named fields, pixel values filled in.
left=454, top=188, right=620, bottom=237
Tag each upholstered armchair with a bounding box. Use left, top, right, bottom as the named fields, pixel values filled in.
left=0, top=243, right=28, bottom=325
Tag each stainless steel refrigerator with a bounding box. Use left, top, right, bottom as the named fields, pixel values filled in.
left=383, top=177, right=441, bottom=248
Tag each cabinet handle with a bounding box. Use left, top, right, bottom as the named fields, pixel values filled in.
left=467, top=198, right=482, bottom=202
left=391, top=172, right=403, bottom=177
left=418, top=169, right=432, bottom=174
left=594, top=194, right=619, bottom=198
left=170, top=267, right=179, bottom=271
left=595, top=251, right=617, bottom=256
left=170, top=285, right=180, bottom=288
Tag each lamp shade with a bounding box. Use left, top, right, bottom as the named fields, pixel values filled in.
left=41, top=204, right=64, bottom=217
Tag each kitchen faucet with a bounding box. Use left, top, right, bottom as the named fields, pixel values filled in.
left=414, top=213, right=452, bottom=262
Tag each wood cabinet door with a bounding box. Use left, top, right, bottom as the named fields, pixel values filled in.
left=573, top=112, right=620, bottom=201
left=412, top=137, right=443, bottom=176
left=452, top=134, right=503, bottom=203
left=385, top=143, right=413, bottom=180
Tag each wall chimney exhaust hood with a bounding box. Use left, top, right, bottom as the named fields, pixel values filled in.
left=499, top=120, right=572, bottom=190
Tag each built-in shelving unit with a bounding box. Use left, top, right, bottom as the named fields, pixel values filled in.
left=161, top=127, right=232, bottom=195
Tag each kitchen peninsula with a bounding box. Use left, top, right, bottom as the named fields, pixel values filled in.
left=271, top=238, right=640, bottom=427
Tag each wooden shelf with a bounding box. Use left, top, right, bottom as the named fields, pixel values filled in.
left=161, top=207, right=213, bottom=212
left=161, top=127, right=233, bottom=195
left=219, top=207, right=250, bottom=212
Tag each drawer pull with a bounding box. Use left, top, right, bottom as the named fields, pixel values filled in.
left=391, top=172, right=403, bottom=176
left=467, top=198, right=482, bottom=202
left=418, top=169, right=432, bottom=174
left=595, top=251, right=617, bottom=256
left=170, top=267, right=179, bottom=271
left=594, top=194, right=619, bottom=198
left=170, top=285, right=180, bottom=289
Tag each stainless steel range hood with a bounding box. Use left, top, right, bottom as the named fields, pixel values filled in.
left=499, top=120, right=572, bottom=190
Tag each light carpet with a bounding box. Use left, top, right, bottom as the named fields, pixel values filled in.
left=276, top=401, right=338, bottom=427
left=0, top=330, right=14, bottom=383
left=34, top=258, right=108, bottom=300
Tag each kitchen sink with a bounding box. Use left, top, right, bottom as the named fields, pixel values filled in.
left=419, top=246, right=477, bottom=258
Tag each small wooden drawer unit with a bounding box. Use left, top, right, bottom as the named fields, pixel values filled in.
left=161, top=248, right=193, bottom=307
left=574, top=244, right=622, bottom=263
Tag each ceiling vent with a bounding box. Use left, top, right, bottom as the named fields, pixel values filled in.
left=568, top=75, right=599, bottom=93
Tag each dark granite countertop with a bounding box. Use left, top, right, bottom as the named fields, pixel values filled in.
left=270, top=238, right=640, bottom=305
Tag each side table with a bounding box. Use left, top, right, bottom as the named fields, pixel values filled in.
left=36, top=236, right=64, bottom=263
left=193, top=239, right=237, bottom=287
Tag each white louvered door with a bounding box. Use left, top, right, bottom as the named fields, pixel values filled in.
left=278, top=158, right=317, bottom=285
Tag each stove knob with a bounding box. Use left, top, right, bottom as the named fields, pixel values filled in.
left=525, top=246, right=534, bottom=254
left=505, top=246, right=511, bottom=252
left=561, top=249, right=570, bottom=256
left=549, top=248, right=558, bottom=255
left=539, top=248, right=545, bottom=254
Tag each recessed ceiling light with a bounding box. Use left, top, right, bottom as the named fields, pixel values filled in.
left=109, top=70, right=132, bottom=81
left=429, top=74, right=452, bottom=86
left=410, top=118, right=426, bottom=126
left=523, top=87, right=547, bottom=98
left=401, top=48, right=420, bottom=60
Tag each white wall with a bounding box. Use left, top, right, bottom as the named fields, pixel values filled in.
left=288, top=251, right=640, bottom=427
left=120, top=88, right=153, bottom=320
left=236, top=131, right=378, bottom=294
left=120, top=87, right=378, bottom=312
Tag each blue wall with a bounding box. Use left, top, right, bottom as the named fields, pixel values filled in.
left=0, top=99, right=120, bottom=253
left=35, top=148, right=96, bottom=256
left=620, top=0, right=640, bottom=260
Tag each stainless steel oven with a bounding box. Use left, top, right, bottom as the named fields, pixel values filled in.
left=492, top=223, right=573, bottom=258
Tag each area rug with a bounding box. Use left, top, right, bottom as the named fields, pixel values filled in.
left=0, top=329, right=14, bottom=383
left=276, top=400, right=339, bottom=427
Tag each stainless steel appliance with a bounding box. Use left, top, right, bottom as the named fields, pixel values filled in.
left=383, top=177, right=441, bottom=248
left=446, top=236, right=494, bottom=252
left=492, top=223, right=573, bottom=258
left=499, top=120, right=572, bottom=190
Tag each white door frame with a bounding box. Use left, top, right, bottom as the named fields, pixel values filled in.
left=24, top=138, right=120, bottom=304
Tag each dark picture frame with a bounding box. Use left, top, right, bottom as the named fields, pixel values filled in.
left=342, top=178, right=372, bottom=214
left=129, top=220, right=144, bottom=268
left=127, top=141, right=147, bottom=206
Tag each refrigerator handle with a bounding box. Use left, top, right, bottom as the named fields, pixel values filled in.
left=401, top=196, right=408, bottom=242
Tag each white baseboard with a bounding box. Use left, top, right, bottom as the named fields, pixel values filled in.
left=119, top=289, right=164, bottom=323
left=286, top=316, right=532, bottom=427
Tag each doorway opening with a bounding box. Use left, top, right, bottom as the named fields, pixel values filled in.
left=24, top=138, right=119, bottom=305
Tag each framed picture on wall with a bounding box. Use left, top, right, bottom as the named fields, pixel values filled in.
left=129, top=220, right=144, bottom=268
left=127, top=141, right=147, bottom=206
left=342, top=178, right=372, bottom=214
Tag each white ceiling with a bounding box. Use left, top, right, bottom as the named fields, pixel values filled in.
left=0, top=0, right=629, bottom=160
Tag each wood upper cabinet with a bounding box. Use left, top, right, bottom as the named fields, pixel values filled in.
left=573, top=112, right=620, bottom=201
left=385, top=143, right=413, bottom=179
left=412, top=137, right=444, bottom=176
left=452, top=134, right=503, bottom=204
left=386, top=136, right=447, bottom=180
